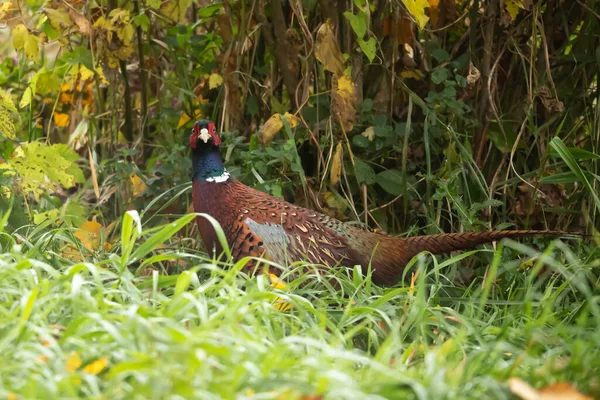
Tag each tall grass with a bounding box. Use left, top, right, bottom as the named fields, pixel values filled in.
left=0, top=213, right=598, bottom=399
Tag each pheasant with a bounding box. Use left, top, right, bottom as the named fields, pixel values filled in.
left=190, top=119, right=575, bottom=286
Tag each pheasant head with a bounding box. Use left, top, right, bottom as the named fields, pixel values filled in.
left=190, top=120, right=229, bottom=182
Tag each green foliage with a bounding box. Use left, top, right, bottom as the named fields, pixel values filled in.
left=0, top=89, right=16, bottom=139
left=8, top=142, right=84, bottom=200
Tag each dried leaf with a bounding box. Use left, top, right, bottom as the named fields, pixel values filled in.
left=67, top=8, right=91, bottom=36
left=467, top=62, right=481, bottom=85
left=283, top=112, right=299, bottom=128
left=330, top=142, right=343, bottom=186
left=508, top=378, right=592, bottom=400
left=259, top=113, right=298, bottom=145
left=332, top=75, right=358, bottom=132
left=259, top=114, right=284, bottom=145
left=315, top=19, right=345, bottom=76
left=74, top=220, right=111, bottom=251
left=361, top=126, right=375, bottom=141
left=87, top=146, right=99, bottom=200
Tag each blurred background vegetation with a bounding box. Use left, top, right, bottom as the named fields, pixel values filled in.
left=0, top=0, right=599, bottom=247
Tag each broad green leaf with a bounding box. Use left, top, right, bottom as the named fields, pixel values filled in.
left=376, top=169, right=404, bottom=196
left=357, top=37, right=376, bottom=62
left=9, top=142, right=83, bottom=200
left=355, top=158, right=376, bottom=184
left=343, top=11, right=367, bottom=38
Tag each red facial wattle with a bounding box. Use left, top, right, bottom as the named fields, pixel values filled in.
left=190, top=124, right=201, bottom=149
left=208, top=122, right=220, bottom=146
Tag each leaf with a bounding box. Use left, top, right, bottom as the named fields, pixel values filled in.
left=357, top=37, right=377, bottom=62
left=332, top=75, right=358, bottom=132
left=209, top=73, right=223, bottom=89
left=283, top=112, right=299, bottom=128
left=401, top=0, right=430, bottom=29
left=130, top=174, right=147, bottom=197
left=343, top=11, right=367, bottom=38
left=75, top=220, right=111, bottom=251
left=330, top=142, right=343, bottom=186
left=83, top=358, right=109, bottom=375
left=315, top=18, right=345, bottom=76
left=362, top=126, right=375, bottom=141
left=508, top=378, right=592, bottom=400
left=12, top=24, right=28, bottom=50
left=259, top=113, right=298, bottom=145
left=161, top=0, right=193, bottom=23
left=53, top=112, right=69, bottom=127
left=66, top=352, right=82, bottom=373
left=9, top=142, right=84, bottom=200
left=505, top=0, right=523, bottom=22
left=550, top=137, right=600, bottom=212
left=354, top=158, right=376, bottom=184
left=376, top=169, right=404, bottom=196
left=67, top=8, right=91, bottom=36
left=0, top=89, right=17, bottom=140
left=45, top=8, right=73, bottom=32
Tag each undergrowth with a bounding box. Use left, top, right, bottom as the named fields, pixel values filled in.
left=1, top=212, right=598, bottom=399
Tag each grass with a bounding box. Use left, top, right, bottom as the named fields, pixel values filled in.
left=0, top=213, right=599, bottom=399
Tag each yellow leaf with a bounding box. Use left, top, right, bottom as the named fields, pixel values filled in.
left=12, top=24, right=28, bottom=50
left=130, top=174, right=147, bottom=197
left=53, top=112, right=69, bottom=127
left=209, top=73, right=223, bottom=89
left=0, top=2, right=13, bottom=21
left=361, top=126, right=375, bottom=141
left=177, top=109, right=201, bottom=128
left=7, top=394, right=17, bottom=400
left=283, top=112, right=299, bottom=128
left=96, top=66, right=109, bottom=85
left=259, top=113, right=284, bottom=145
left=315, top=19, right=345, bottom=76
left=45, top=8, right=73, bottom=32
left=66, top=352, right=82, bottom=373
left=332, top=75, right=357, bottom=132
left=268, top=274, right=286, bottom=290
left=400, top=69, right=424, bottom=80
left=78, top=65, right=95, bottom=81
left=83, top=358, right=109, bottom=375
left=74, top=220, right=110, bottom=251
left=0, top=89, right=17, bottom=140
left=401, top=0, right=430, bottom=30
left=330, top=142, right=343, bottom=186
left=508, top=378, right=592, bottom=400
left=505, top=0, right=523, bottom=21
left=24, top=34, right=40, bottom=60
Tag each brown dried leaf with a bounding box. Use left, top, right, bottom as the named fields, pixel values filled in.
left=509, top=378, right=592, bottom=400
left=332, top=75, right=358, bottom=132
left=315, top=19, right=345, bottom=76
left=259, top=113, right=298, bottom=145
left=67, top=8, right=91, bottom=36
left=330, top=142, right=343, bottom=186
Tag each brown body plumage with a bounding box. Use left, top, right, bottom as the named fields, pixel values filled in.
left=189, top=120, right=575, bottom=286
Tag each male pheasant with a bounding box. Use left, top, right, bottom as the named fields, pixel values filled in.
left=190, top=119, right=572, bottom=286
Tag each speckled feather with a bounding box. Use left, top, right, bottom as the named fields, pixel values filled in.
left=192, top=179, right=569, bottom=285
left=189, top=120, right=577, bottom=286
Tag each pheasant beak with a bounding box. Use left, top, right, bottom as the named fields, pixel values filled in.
left=199, top=128, right=211, bottom=143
